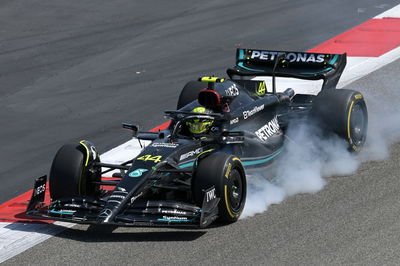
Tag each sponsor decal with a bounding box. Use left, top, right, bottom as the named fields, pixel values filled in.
left=137, top=154, right=162, bottom=163
left=33, top=184, right=46, bottom=196
left=225, top=83, right=239, bottom=97
left=210, top=126, right=219, bottom=133
left=256, top=81, right=267, bottom=96
left=230, top=117, right=239, bottom=125
left=59, top=209, right=76, bottom=213
left=129, top=168, right=148, bottom=177
left=151, top=142, right=179, bottom=148
left=250, top=50, right=326, bottom=63
left=180, top=148, right=203, bottom=161
left=64, top=203, right=81, bottom=208
left=162, top=216, right=188, bottom=221
left=206, top=188, right=216, bottom=203
left=109, top=194, right=126, bottom=200
left=90, top=146, right=97, bottom=160
left=130, top=192, right=143, bottom=204
left=255, top=116, right=280, bottom=141
left=161, top=209, right=187, bottom=215
left=243, top=104, right=264, bottom=119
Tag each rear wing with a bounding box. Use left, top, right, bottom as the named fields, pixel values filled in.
left=227, top=48, right=347, bottom=90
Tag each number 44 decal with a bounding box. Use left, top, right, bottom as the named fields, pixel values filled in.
left=137, top=155, right=162, bottom=163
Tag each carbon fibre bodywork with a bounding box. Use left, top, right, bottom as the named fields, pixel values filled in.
left=26, top=49, right=349, bottom=227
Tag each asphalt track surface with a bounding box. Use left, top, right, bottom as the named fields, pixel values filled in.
left=1, top=0, right=400, bottom=265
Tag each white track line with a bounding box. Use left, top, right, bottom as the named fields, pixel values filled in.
left=374, top=4, right=400, bottom=18
left=339, top=47, right=400, bottom=88
left=0, top=222, right=74, bottom=262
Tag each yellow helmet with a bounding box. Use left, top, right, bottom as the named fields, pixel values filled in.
left=186, top=107, right=213, bottom=134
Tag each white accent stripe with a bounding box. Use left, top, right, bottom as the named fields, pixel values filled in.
left=100, top=138, right=149, bottom=167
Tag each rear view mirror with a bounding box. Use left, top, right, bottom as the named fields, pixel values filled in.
left=122, top=123, right=139, bottom=137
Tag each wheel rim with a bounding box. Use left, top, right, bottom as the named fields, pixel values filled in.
left=350, top=103, right=367, bottom=146
left=228, top=169, right=243, bottom=212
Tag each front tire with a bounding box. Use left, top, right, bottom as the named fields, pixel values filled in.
left=193, top=153, right=246, bottom=223
left=49, top=143, right=100, bottom=200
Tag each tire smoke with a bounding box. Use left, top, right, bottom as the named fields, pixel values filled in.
left=241, top=122, right=359, bottom=218
left=241, top=87, right=400, bottom=219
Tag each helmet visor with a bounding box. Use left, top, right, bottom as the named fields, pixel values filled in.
left=186, top=119, right=213, bottom=134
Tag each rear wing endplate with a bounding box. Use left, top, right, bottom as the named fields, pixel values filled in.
left=227, top=48, right=347, bottom=90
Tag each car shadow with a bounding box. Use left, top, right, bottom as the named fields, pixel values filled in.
left=58, top=226, right=208, bottom=242
left=4, top=212, right=235, bottom=243
left=4, top=221, right=209, bottom=242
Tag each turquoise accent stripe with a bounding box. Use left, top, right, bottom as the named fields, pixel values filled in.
left=238, top=49, right=245, bottom=60
left=179, top=149, right=283, bottom=168
left=242, top=148, right=283, bottom=166
left=237, top=50, right=264, bottom=72
left=237, top=62, right=264, bottom=72
left=178, top=161, right=194, bottom=169
left=329, top=54, right=338, bottom=65
left=49, top=210, right=74, bottom=215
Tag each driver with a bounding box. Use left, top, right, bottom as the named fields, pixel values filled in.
left=186, top=107, right=214, bottom=135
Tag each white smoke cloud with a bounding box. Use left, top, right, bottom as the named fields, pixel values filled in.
left=359, top=90, right=400, bottom=162
left=241, top=122, right=358, bottom=218
left=241, top=87, right=400, bottom=219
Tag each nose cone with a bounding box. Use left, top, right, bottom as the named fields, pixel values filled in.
left=98, top=208, right=114, bottom=223
left=97, top=186, right=130, bottom=223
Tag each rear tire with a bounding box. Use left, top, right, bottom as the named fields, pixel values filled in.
left=177, top=81, right=207, bottom=109
left=311, top=89, right=368, bottom=151
left=193, top=153, right=246, bottom=223
left=49, top=144, right=100, bottom=200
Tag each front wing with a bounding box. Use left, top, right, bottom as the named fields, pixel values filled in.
left=26, top=176, right=219, bottom=228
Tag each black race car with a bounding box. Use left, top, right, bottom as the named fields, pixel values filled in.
left=26, top=48, right=368, bottom=228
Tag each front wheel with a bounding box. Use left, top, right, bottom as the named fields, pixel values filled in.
left=193, top=153, right=246, bottom=223
left=49, top=142, right=101, bottom=200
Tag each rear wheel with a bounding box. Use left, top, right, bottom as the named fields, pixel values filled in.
left=49, top=143, right=100, bottom=200
left=177, top=81, right=207, bottom=109
left=193, top=153, right=246, bottom=223
left=311, top=89, right=368, bottom=151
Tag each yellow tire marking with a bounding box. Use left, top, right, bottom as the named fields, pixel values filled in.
left=79, top=140, right=90, bottom=166
left=347, top=101, right=355, bottom=145
left=354, top=94, right=363, bottom=99
left=196, top=149, right=214, bottom=158
left=232, top=157, right=241, bottom=162
left=224, top=185, right=236, bottom=218
left=225, top=163, right=232, bottom=178
left=78, top=140, right=90, bottom=195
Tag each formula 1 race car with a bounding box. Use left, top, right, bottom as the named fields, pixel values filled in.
left=26, top=48, right=368, bottom=228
